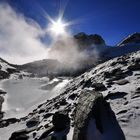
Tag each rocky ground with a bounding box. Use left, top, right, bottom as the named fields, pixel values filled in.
left=0, top=50, right=139, bottom=140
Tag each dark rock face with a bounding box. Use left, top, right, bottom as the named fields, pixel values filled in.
left=26, top=117, right=39, bottom=128
left=9, top=129, right=29, bottom=140
left=0, top=89, right=6, bottom=95
left=128, top=63, right=140, bottom=71
left=105, top=92, right=128, bottom=100
left=118, top=33, right=140, bottom=46
left=0, top=96, right=4, bottom=117
left=92, top=83, right=107, bottom=91
left=0, top=118, right=20, bottom=128
left=38, top=126, right=54, bottom=140
left=73, top=90, right=125, bottom=140
left=52, top=111, right=70, bottom=132
left=0, top=70, right=9, bottom=79
left=74, top=32, right=106, bottom=50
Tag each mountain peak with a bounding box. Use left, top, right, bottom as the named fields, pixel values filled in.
left=74, top=32, right=106, bottom=48
left=118, top=32, right=140, bottom=46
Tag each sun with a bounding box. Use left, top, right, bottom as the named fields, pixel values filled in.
left=49, top=18, right=66, bottom=36
left=47, top=17, right=69, bottom=37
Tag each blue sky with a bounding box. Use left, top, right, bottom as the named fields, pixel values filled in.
left=1, top=0, right=140, bottom=45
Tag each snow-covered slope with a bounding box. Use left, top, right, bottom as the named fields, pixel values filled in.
left=0, top=58, right=17, bottom=79
left=0, top=50, right=140, bottom=140
left=101, top=44, right=140, bottom=59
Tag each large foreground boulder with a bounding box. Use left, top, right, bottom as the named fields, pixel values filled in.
left=73, top=90, right=125, bottom=140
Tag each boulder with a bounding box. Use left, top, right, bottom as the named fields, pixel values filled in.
left=52, top=111, right=70, bottom=132
left=72, top=90, right=125, bottom=140
left=26, top=117, right=39, bottom=128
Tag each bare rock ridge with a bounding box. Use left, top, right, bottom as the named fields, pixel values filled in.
left=118, top=33, right=140, bottom=46
left=74, top=32, right=106, bottom=49
left=73, top=90, right=125, bottom=140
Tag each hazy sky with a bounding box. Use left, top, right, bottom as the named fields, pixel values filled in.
left=2, top=0, right=140, bottom=45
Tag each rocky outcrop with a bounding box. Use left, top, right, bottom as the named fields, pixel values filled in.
left=9, top=129, right=29, bottom=140
left=39, top=111, right=70, bottom=140
left=73, top=90, right=125, bottom=140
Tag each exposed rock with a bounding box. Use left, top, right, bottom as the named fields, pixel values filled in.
left=136, top=87, right=140, bottom=93
left=59, top=99, right=68, bottom=106
left=0, top=112, right=4, bottom=120
left=128, top=64, right=140, bottom=71
left=83, top=79, right=92, bottom=88
left=118, top=33, right=140, bottom=46
left=73, top=90, right=125, bottom=140
left=44, top=113, right=53, bottom=118
left=38, top=126, right=54, bottom=140
left=117, top=110, right=127, bottom=115
left=7, top=68, right=18, bottom=74
left=52, top=111, right=70, bottom=132
left=38, top=109, right=45, bottom=114
left=0, top=96, right=4, bottom=113
left=105, top=92, right=128, bottom=100
left=104, top=68, right=123, bottom=79
left=115, top=79, right=129, bottom=85
left=92, top=83, right=107, bottom=91
left=74, top=32, right=106, bottom=49
left=0, top=70, right=9, bottom=79
left=0, top=89, right=6, bottom=95
left=68, top=94, right=77, bottom=100
left=0, top=118, right=20, bottom=128
left=26, top=117, right=39, bottom=128
left=9, top=129, right=29, bottom=140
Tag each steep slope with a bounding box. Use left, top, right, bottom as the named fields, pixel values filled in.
left=118, top=33, right=140, bottom=46
left=1, top=50, right=140, bottom=140
left=101, top=44, right=140, bottom=59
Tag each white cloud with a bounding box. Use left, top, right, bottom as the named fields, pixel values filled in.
left=0, top=4, right=48, bottom=64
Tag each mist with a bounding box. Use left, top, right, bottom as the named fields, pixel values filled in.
left=47, top=36, right=99, bottom=71
left=0, top=3, right=99, bottom=71
left=0, top=4, right=47, bottom=64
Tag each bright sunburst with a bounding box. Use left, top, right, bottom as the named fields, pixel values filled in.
left=49, top=18, right=67, bottom=36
